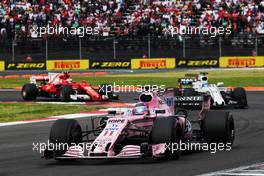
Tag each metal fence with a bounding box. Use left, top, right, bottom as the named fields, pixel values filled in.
left=0, top=35, right=263, bottom=62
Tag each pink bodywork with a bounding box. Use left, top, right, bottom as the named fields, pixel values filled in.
left=64, top=91, right=210, bottom=158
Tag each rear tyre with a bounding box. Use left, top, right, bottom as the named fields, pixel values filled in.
left=60, top=85, right=73, bottom=102
left=232, top=87, right=247, bottom=108
left=98, top=84, right=112, bottom=95
left=49, top=119, right=82, bottom=156
left=21, top=83, right=38, bottom=100
left=202, top=111, right=235, bottom=146
left=151, top=117, right=182, bottom=159
left=98, top=84, right=118, bottom=99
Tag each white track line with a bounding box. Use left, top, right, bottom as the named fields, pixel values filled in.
left=0, top=113, right=106, bottom=127
left=186, top=67, right=264, bottom=72
left=0, top=105, right=133, bottom=127
left=198, top=162, right=264, bottom=176
left=37, top=102, right=86, bottom=105
left=51, top=113, right=106, bottom=119
left=0, top=119, right=56, bottom=127
left=0, top=89, right=18, bottom=91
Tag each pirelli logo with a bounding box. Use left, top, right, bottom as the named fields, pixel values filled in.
left=220, top=57, right=264, bottom=68
left=140, top=60, right=166, bottom=68
left=54, top=61, right=80, bottom=69
left=131, top=58, right=175, bottom=69
left=47, top=60, right=89, bottom=70
left=228, top=58, right=256, bottom=67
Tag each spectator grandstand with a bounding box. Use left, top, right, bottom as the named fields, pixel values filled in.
left=0, top=0, right=263, bottom=39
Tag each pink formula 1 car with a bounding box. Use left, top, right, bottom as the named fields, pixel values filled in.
left=43, top=89, right=235, bottom=160
left=21, top=72, right=118, bottom=101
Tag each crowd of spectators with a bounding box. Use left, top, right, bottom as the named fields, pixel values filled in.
left=0, top=0, right=263, bottom=39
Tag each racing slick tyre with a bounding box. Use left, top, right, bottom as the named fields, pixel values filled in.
left=151, top=117, right=182, bottom=159
left=60, top=85, right=73, bottom=102
left=49, top=119, right=82, bottom=157
left=98, top=84, right=118, bottom=100
left=21, top=83, right=38, bottom=100
left=202, top=111, right=235, bottom=146
left=232, top=87, right=247, bottom=108
left=98, top=84, right=111, bottom=95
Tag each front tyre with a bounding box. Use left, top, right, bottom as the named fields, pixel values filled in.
left=202, top=111, right=235, bottom=146
left=21, top=83, right=38, bottom=100
left=232, top=87, right=247, bottom=108
left=98, top=84, right=119, bottom=100
left=49, top=119, right=82, bottom=157
left=60, top=85, right=73, bottom=102
left=151, top=117, right=182, bottom=159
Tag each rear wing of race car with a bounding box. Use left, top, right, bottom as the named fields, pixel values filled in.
left=179, top=72, right=209, bottom=87
left=184, top=72, right=208, bottom=77
left=178, top=74, right=197, bottom=86
left=30, top=75, right=49, bottom=84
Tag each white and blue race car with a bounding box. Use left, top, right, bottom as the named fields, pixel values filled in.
left=177, top=72, right=248, bottom=108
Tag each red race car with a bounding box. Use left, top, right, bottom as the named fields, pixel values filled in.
left=21, top=72, right=118, bottom=101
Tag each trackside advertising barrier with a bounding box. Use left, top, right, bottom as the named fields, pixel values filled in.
left=0, top=61, right=5, bottom=71
left=0, top=61, right=4, bottom=71
left=46, top=60, right=89, bottom=70
left=131, top=58, right=175, bottom=69
left=5, top=62, right=46, bottom=70
left=176, top=58, right=219, bottom=68
left=220, top=56, right=264, bottom=68
left=90, top=61, right=131, bottom=69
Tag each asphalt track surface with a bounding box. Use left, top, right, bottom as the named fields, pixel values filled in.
left=0, top=91, right=264, bottom=176
left=0, top=90, right=136, bottom=103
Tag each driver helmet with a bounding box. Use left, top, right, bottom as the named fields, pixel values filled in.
left=133, top=103, right=149, bottom=115
left=59, top=71, right=70, bottom=80
left=200, top=75, right=208, bottom=87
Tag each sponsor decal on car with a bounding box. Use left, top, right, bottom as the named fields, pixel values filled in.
left=220, top=56, right=264, bottom=67
left=5, top=62, right=46, bottom=70
left=164, top=96, right=174, bottom=107
left=103, top=119, right=126, bottom=136
left=90, top=61, right=131, bottom=69
left=176, top=59, right=219, bottom=67
left=104, top=124, right=119, bottom=132
left=175, top=96, right=204, bottom=102
left=131, top=58, right=176, bottom=69
left=179, top=78, right=195, bottom=85
left=46, top=60, right=89, bottom=70
left=107, top=119, right=125, bottom=124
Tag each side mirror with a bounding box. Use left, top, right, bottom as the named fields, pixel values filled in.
left=155, top=110, right=166, bottom=114
left=108, top=110, right=117, bottom=115
left=217, top=82, right=224, bottom=87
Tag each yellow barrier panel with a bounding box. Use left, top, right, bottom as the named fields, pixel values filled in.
left=220, top=56, right=264, bottom=68
left=47, top=60, right=89, bottom=70
left=131, top=58, right=175, bottom=69
left=0, top=61, right=4, bottom=71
